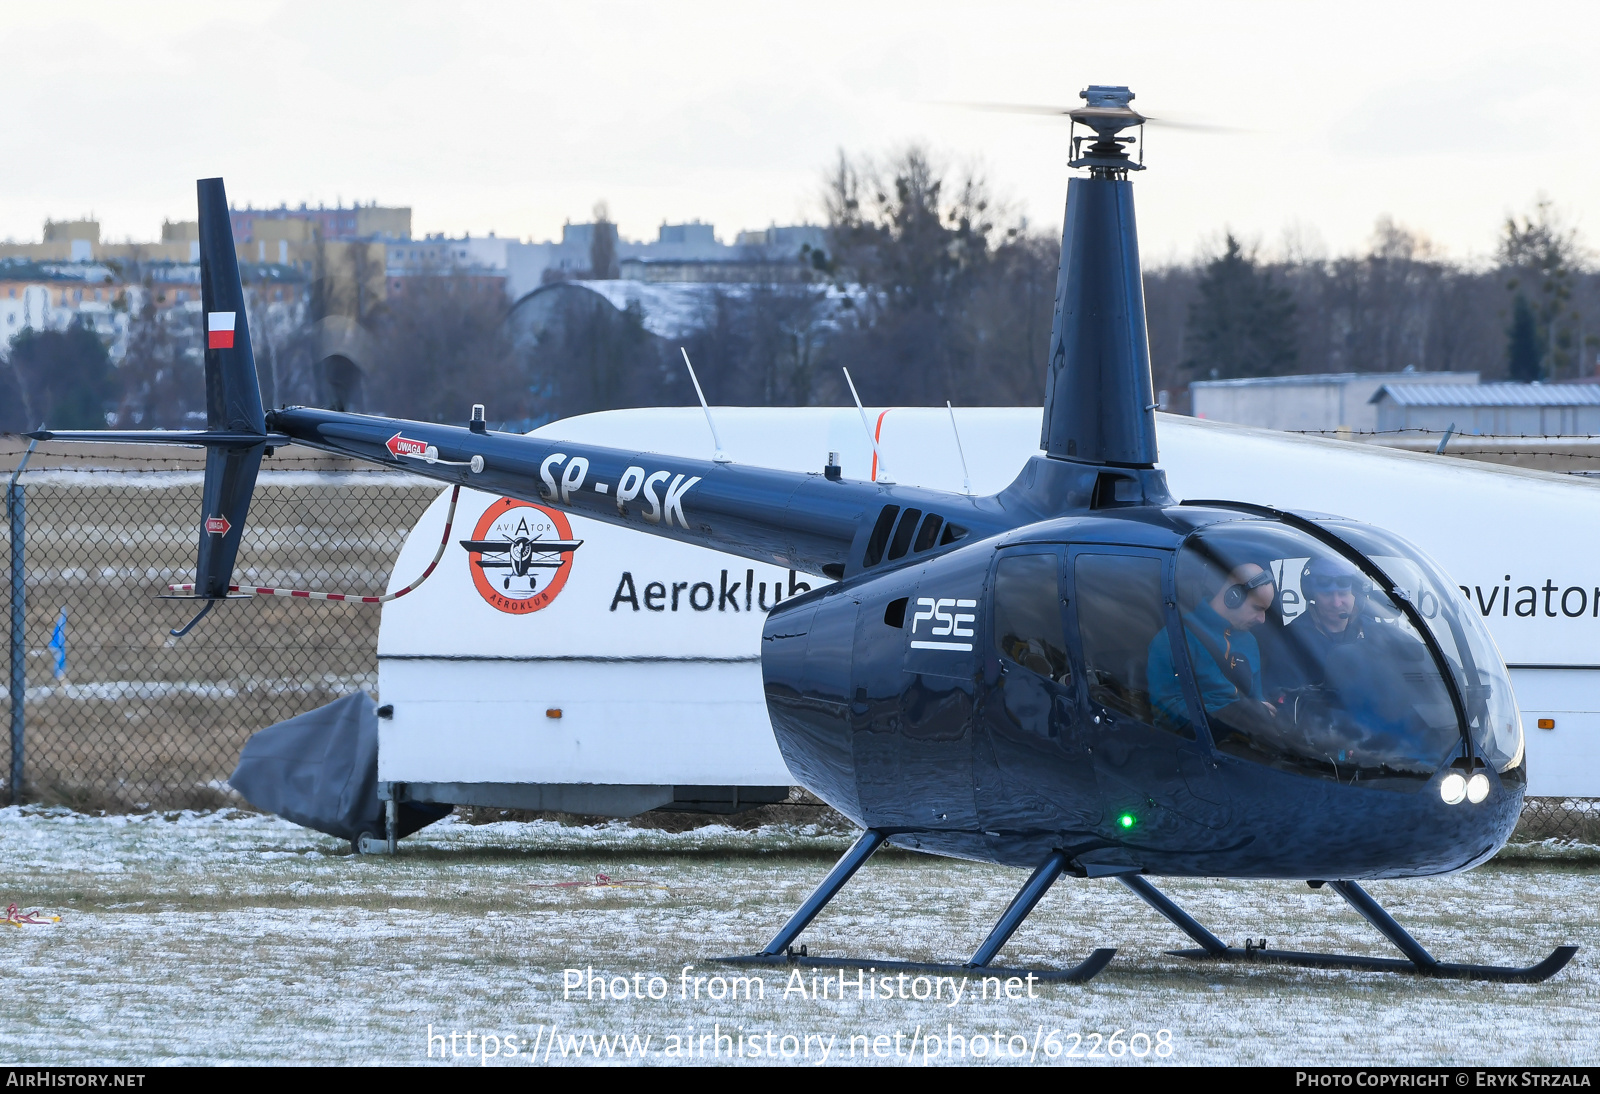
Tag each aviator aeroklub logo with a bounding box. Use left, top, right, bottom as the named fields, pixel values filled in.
left=461, top=497, right=584, bottom=615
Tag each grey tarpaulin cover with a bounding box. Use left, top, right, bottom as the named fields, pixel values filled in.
left=229, top=692, right=450, bottom=842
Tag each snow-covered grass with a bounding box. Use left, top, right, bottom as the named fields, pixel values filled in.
left=1, top=807, right=1595, bottom=1066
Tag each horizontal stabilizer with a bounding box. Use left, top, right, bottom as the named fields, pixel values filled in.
left=26, top=429, right=289, bottom=448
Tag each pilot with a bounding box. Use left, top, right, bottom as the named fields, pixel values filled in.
left=1262, top=556, right=1372, bottom=694
left=1148, top=562, right=1276, bottom=726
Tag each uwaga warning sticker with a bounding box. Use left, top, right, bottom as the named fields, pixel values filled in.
left=460, top=497, right=583, bottom=615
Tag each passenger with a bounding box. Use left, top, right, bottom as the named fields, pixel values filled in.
left=1282, top=557, right=1438, bottom=744
left=1148, top=562, right=1277, bottom=727
left=1262, top=556, right=1372, bottom=694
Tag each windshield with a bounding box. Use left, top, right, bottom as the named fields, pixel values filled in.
left=1171, top=520, right=1467, bottom=789
left=1316, top=521, right=1524, bottom=775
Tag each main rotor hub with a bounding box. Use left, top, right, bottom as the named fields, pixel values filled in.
left=1068, top=85, right=1145, bottom=178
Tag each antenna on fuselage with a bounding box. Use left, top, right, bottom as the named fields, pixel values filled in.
left=680, top=347, right=731, bottom=464
left=946, top=401, right=972, bottom=495
left=842, top=367, right=892, bottom=484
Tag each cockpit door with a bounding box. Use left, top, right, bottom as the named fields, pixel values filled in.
left=975, top=546, right=1101, bottom=833
left=1067, top=549, right=1177, bottom=737
left=1064, top=547, right=1223, bottom=834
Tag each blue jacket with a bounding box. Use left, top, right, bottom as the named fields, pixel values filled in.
left=1148, top=601, right=1263, bottom=725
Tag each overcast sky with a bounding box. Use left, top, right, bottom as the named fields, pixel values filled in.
left=7, top=1, right=1599, bottom=264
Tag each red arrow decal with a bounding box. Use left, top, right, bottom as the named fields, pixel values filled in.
left=386, top=432, right=430, bottom=458
left=204, top=516, right=231, bottom=536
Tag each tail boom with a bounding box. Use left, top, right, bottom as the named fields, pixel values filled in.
left=265, top=405, right=1006, bottom=578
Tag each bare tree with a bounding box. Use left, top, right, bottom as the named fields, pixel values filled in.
left=821, top=145, right=1052, bottom=407
left=365, top=272, right=529, bottom=425
left=114, top=285, right=203, bottom=427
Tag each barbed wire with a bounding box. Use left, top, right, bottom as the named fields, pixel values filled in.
left=2, top=450, right=407, bottom=471
left=1285, top=427, right=1600, bottom=440
left=1445, top=452, right=1600, bottom=461
left=1370, top=449, right=1600, bottom=461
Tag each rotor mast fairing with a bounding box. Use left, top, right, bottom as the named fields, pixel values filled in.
left=1041, top=85, right=1161, bottom=470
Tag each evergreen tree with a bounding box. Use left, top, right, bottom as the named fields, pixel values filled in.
left=1499, top=200, right=1584, bottom=379
left=6, top=321, right=117, bottom=429
left=588, top=201, right=619, bottom=280
left=1506, top=292, right=1543, bottom=382
left=1183, top=234, right=1298, bottom=378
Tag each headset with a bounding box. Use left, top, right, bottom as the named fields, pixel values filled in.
left=1222, top=566, right=1276, bottom=610
left=1300, top=560, right=1373, bottom=604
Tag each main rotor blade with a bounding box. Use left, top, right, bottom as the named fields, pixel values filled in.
left=1141, top=114, right=1243, bottom=134
left=941, top=101, right=1243, bottom=133
left=948, top=100, right=1072, bottom=117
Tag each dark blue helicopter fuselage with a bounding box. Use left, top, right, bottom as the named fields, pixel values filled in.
left=761, top=496, right=1523, bottom=882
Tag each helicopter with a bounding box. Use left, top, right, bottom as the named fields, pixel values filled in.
left=31, top=85, right=1573, bottom=984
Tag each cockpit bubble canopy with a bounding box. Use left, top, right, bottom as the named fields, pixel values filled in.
left=1317, top=520, right=1523, bottom=775
left=1169, top=520, right=1522, bottom=790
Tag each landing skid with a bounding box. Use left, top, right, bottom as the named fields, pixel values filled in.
left=1122, top=875, right=1576, bottom=984
left=713, top=830, right=1115, bottom=984
left=1165, top=944, right=1577, bottom=983
left=719, top=948, right=1116, bottom=984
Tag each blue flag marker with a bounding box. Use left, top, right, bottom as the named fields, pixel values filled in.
left=48, top=608, right=66, bottom=681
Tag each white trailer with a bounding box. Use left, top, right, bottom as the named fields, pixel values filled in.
left=376, top=408, right=1600, bottom=810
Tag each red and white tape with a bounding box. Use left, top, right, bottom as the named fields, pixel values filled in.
left=167, top=484, right=461, bottom=604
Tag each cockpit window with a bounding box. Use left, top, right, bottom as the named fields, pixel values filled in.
left=1077, top=553, right=1189, bottom=737
left=1316, top=521, right=1524, bottom=775
left=993, top=552, right=1071, bottom=685
left=1170, top=522, right=1466, bottom=789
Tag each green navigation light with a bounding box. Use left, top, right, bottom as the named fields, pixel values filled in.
left=1118, top=813, right=1136, bottom=829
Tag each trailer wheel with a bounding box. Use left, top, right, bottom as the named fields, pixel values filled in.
left=352, top=830, right=379, bottom=855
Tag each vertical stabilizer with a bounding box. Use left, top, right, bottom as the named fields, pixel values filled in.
left=192, top=178, right=267, bottom=603
left=198, top=177, right=265, bottom=434
left=25, top=179, right=273, bottom=629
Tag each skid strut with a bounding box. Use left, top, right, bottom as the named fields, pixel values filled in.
left=1124, top=876, right=1575, bottom=983
left=715, top=832, right=1114, bottom=983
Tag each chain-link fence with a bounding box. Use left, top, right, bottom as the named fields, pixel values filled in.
left=1513, top=797, right=1600, bottom=843
left=3, top=461, right=441, bottom=809
left=2, top=446, right=1598, bottom=841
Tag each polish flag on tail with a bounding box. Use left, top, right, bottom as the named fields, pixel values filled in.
left=207, top=311, right=236, bottom=350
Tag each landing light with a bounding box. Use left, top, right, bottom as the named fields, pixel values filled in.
left=1466, top=772, right=1491, bottom=804
left=1440, top=772, right=1467, bottom=805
